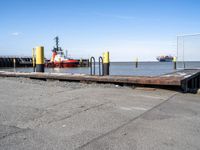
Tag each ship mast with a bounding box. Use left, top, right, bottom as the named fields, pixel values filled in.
left=55, top=36, right=59, bottom=51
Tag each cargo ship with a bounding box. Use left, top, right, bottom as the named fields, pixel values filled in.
left=156, top=55, right=174, bottom=62
left=46, top=37, right=79, bottom=68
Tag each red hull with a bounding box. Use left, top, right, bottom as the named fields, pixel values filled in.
left=46, top=60, right=79, bottom=68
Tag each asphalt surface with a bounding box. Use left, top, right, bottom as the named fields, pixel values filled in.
left=0, top=77, right=200, bottom=150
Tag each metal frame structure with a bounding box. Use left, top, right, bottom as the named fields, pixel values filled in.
left=177, top=33, right=200, bottom=69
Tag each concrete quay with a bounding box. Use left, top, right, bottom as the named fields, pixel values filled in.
left=0, top=77, right=200, bottom=150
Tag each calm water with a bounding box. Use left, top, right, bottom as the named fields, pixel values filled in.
left=1, top=62, right=200, bottom=76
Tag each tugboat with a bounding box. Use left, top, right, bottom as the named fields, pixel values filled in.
left=156, top=55, right=174, bottom=62
left=46, top=37, right=79, bottom=68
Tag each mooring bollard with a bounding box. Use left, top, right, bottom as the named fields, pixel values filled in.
left=59, top=58, right=62, bottom=68
left=183, top=61, right=186, bottom=69
left=13, top=58, right=16, bottom=71
left=36, top=46, right=45, bottom=72
left=13, top=58, right=16, bottom=68
left=103, top=51, right=110, bottom=76
left=135, top=57, right=138, bottom=68
left=32, top=48, right=36, bottom=72
left=79, top=58, right=83, bottom=67
left=173, top=56, right=177, bottom=70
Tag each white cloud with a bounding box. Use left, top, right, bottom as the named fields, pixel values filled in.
left=11, top=32, right=21, bottom=36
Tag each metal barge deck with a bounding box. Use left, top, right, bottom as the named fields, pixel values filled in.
left=0, top=69, right=199, bottom=93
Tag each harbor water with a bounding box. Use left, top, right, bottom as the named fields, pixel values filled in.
left=0, top=61, right=200, bottom=76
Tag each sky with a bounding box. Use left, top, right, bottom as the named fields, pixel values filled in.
left=0, top=0, right=200, bottom=61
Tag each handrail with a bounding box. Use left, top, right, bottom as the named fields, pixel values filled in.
left=90, top=57, right=95, bottom=75
left=98, top=56, right=104, bottom=76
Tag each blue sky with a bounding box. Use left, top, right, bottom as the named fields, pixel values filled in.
left=0, top=0, right=200, bottom=61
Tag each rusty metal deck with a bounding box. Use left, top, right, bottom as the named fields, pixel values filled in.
left=0, top=69, right=199, bottom=93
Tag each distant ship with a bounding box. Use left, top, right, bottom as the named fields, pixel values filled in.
left=156, top=55, right=174, bottom=62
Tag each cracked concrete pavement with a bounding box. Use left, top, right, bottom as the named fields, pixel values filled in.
left=0, top=77, right=200, bottom=150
